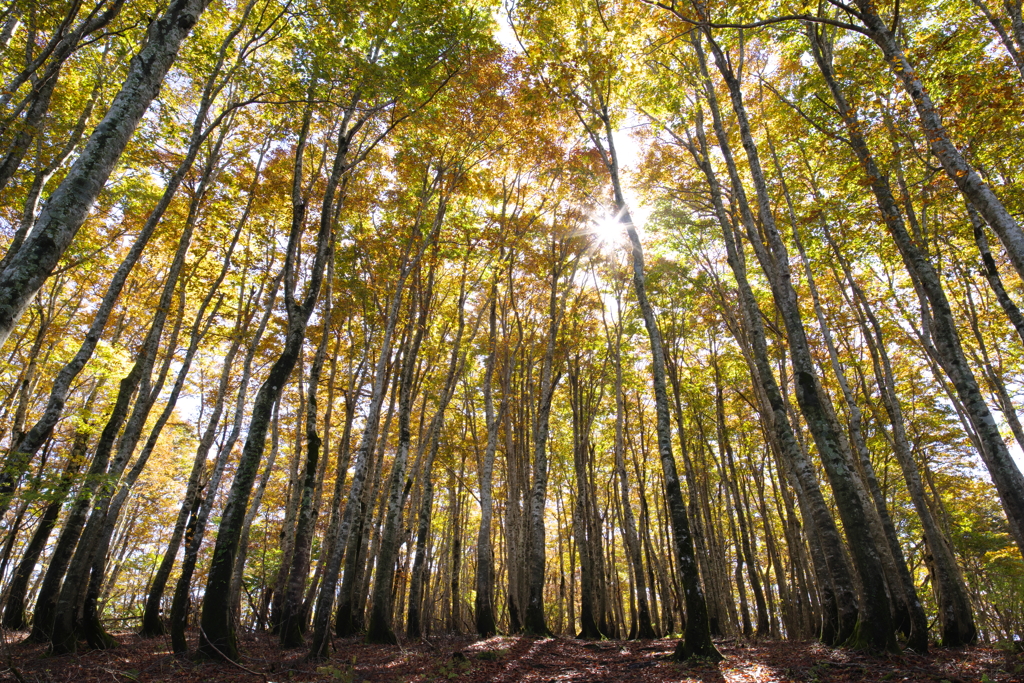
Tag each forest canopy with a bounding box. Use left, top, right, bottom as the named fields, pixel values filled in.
left=0, top=0, right=1023, bottom=672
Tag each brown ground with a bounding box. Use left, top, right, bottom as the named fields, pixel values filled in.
left=2, top=630, right=1022, bottom=682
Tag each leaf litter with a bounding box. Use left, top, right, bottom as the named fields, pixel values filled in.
left=2, top=630, right=1022, bottom=682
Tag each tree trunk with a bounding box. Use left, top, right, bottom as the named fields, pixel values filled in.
left=473, top=273, right=508, bottom=638
left=524, top=238, right=571, bottom=636
left=2, top=430, right=86, bottom=629
left=366, top=270, right=432, bottom=644
left=139, top=302, right=249, bottom=637
left=0, top=0, right=125, bottom=197
left=850, top=0, right=1024, bottom=283
left=308, top=182, right=442, bottom=658
left=683, top=87, right=858, bottom=646
left=278, top=283, right=334, bottom=647
left=811, top=25, right=1024, bottom=563
left=47, top=118, right=233, bottom=655
left=605, top=126, right=719, bottom=659
left=409, top=276, right=471, bottom=638
left=604, top=296, right=656, bottom=639
left=968, top=203, right=1024, bottom=347
left=700, top=32, right=896, bottom=651
left=828, top=229, right=978, bottom=647
left=777, top=142, right=928, bottom=651
left=199, top=95, right=341, bottom=660
left=0, top=0, right=211, bottom=347
left=714, top=369, right=770, bottom=638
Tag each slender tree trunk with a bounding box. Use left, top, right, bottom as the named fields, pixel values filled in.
left=849, top=0, right=1024, bottom=282
left=968, top=203, right=1024, bottom=347
left=169, top=280, right=277, bottom=652
left=683, top=91, right=858, bottom=646
left=473, top=274, right=507, bottom=638
left=138, top=150, right=269, bottom=637
left=828, top=232, right=978, bottom=647
left=2, top=431, right=86, bottom=629
left=198, top=92, right=344, bottom=659
left=278, top=281, right=334, bottom=647
left=366, top=272, right=432, bottom=644
left=308, top=186, right=441, bottom=658
left=776, top=143, right=928, bottom=651
left=602, top=124, right=719, bottom=658
left=524, top=240, right=571, bottom=636
left=606, top=308, right=656, bottom=639
left=139, top=296, right=251, bottom=637
left=811, top=26, right=1024, bottom=562
left=0, top=0, right=211, bottom=347
left=335, top=377, right=397, bottom=637
left=0, top=1, right=125, bottom=196
left=968, top=0, right=1024, bottom=79
left=700, top=32, right=896, bottom=651
left=410, top=276, right=472, bottom=638
left=0, top=74, right=232, bottom=519
left=714, top=370, right=770, bottom=637
left=48, top=120, right=234, bottom=655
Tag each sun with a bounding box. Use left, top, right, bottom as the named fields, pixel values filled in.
left=591, top=211, right=625, bottom=248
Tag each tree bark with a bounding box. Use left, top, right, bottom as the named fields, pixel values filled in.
left=684, top=87, right=858, bottom=646
left=473, top=272, right=508, bottom=638
left=700, top=31, right=896, bottom=651
left=410, top=275, right=472, bottom=638
left=308, top=179, right=442, bottom=658
left=278, top=279, right=334, bottom=647
left=524, top=237, right=571, bottom=636
left=811, top=25, right=1024, bottom=563
left=366, top=269, right=432, bottom=644
left=0, top=0, right=211, bottom=347
left=199, top=93, right=340, bottom=660
left=826, top=228, right=979, bottom=647
left=603, top=291, right=656, bottom=639
left=849, top=0, right=1024, bottom=284
left=600, top=116, right=719, bottom=659
left=2, top=430, right=87, bottom=629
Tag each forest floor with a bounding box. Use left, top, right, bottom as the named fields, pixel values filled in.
left=1, top=629, right=1022, bottom=683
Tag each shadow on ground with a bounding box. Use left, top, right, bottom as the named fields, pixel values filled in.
left=2, top=629, right=1022, bottom=682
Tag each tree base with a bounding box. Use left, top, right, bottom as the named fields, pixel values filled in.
left=475, top=609, right=497, bottom=639
left=2, top=603, right=26, bottom=631
left=197, top=628, right=240, bottom=662
left=279, top=610, right=306, bottom=649
left=636, top=621, right=657, bottom=640
left=365, top=624, right=398, bottom=645
left=673, top=637, right=724, bottom=663
left=940, top=618, right=978, bottom=648
left=904, top=629, right=928, bottom=654
left=842, top=620, right=901, bottom=654
left=523, top=609, right=552, bottom=638
left=139, top=616, right=166, bottom=638
left=25, top=626, right=49, bottom=644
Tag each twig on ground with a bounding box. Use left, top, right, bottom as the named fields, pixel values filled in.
left=198, top=626, right=268, bottom=680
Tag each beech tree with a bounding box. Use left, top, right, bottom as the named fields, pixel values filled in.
left=3, top=0, right=1024, bottom=664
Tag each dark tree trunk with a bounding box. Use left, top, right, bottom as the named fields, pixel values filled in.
left=699, top=31, right=896, bottom=651
left=811, top=22, right=1024, bottom=572
left=410, top=276, right=471, bottom=638
left=684, top=82, right=858, bottom=646
left=199, top=95, right=340, bottom=660
left=2, top=430, right=87, bottom=629
left=279, top=277, right=335, bottom=647
left=366, top=270, right=432, bottom=644
left=0, top=0, right=211, bottom=347
left=473, top=273, right=507, bottom=638
left=308, top=182, right=441, bottom=659
left=524, top=238, right=571, bottom=637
